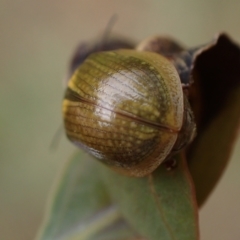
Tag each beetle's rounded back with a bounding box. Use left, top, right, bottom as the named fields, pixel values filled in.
left=63, top=50, right=183, bottom=177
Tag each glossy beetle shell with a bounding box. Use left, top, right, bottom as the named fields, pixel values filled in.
left=63, top=49, right=184, bottom=177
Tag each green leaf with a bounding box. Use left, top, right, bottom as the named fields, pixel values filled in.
left=87, top=217, right=142, bottom=240
left=101, top=154, right=199, bottom=240
left=36, top=152, right=141, bottom=240
left=36, top=152, right=134, bottom=240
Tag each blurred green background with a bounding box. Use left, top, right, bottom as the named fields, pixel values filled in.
left=0, top=0, right=239, bottom=239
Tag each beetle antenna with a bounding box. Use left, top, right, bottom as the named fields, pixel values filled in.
left=49, top=124, right=64, bottom=151
left=97, top=14, right=118, bottom=50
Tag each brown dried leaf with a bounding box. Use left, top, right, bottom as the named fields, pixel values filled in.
left=188, top=34, right=240, bottom=206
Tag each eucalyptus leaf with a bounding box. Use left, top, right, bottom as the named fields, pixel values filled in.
left=101, top=154, right=199, bottom=240
left=36, top=152, right=124, bottom=240
left=88, top=217, right=142, bottom=240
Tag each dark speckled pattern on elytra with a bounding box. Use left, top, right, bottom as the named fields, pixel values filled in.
left=63, top=49, right=183, bottom=176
